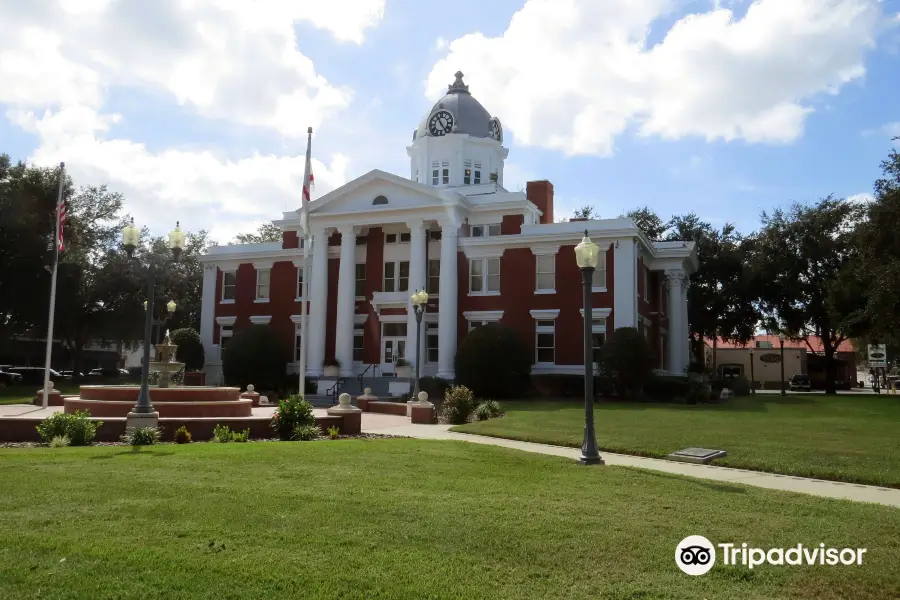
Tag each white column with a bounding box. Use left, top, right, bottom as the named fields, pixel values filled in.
left=682, top=278, right=691, bottom=371
left=199, top=265, right=218, bottom=368
left=405, top=220, right=427, bottom=369
left=437, top=220, right=459, bottom=380
left=307, top=227, right=329, bottom=377
left=334, top=226, right=357, bottom=376
left=666, top=270, right=685, bottom=374
left=613, top=238, right=638, bottom=329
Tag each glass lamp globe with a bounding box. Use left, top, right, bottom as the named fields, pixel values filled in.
left=122, top=218, right=141, bottom=255
left=574, top=230, right=599, bottom=269
left=167, top=300, right=176, bottom=313
left=168, top=221, right=187, bottom=257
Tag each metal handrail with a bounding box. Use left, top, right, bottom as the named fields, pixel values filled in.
left=357, top=363, right=380, bottom=387
left=326, top=378, right=345, bottom=404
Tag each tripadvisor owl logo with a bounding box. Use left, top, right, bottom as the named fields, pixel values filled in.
left=676, top=535, right=716, bottom=575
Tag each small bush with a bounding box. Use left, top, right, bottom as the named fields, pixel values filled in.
left=212, top=424, right=234, bottom=443
left=170, top=328, right=205, bottom=371
left=644, top=374, right=691, bottom=402
left=596, top=327, right=654, bottom=399
left=418, top=376, right=450, bottom=400
left=122, top=427, right=161, bottom=446
left=327, top=426, right=340, bottom=440
left=223, top=324, right=289, bottom=391
left=685, top=375, right=713, bottom=404
left=455, top=324, right=531, bottom=398
left=271, top=394, right=315, bottom=441
left=473, top=400, right=502, bottom=421
left=173, top=425, right=192, bottom=444
left=36, top=411, right=102, bottom=446
left=728, top=374, right=751, bottom=397
left=49, top=435, right=71, bottom=448
left=293, top=423, right=320, bottom=441
left=441, top=385, right=477, bottom=425
left=232, top=428, right=250, bottom=443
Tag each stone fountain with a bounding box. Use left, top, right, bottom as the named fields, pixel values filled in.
left=150, top=329, right=185, bottom=388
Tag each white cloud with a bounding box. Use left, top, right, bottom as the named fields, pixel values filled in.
left=14, top=106, right=350, bottom=243
left=426, top=0, right=884, bottom=156
left=847, top=192, right=875, bottom=204
left=434, top=37, right=448, bottom=51
left=0, top=0, right=386, bottom=136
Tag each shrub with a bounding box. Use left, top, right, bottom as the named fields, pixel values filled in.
left=222, top=324, right=289, bottom=391
left=327, top=426, right=340, bottom=440
left=173, top=425, right=192, bottom=444
left=418, top=376, right=450, bottom=400
left=685, top=375, right=713, bottom=404
left=49, top=435, right=71, bottom=448
left=212, top=424, right=234, bottom=443
left=36, top=411, right=102, bottom=446
left=596, top=327, right=654, bottom=398
left=232, top=428, right=250, bottom=443
left=455, top=324, right=531, bottom=398
left=473, top=400, right=502, bottom=421
left=271, top=394, right=315, bottom=441
left=728, top=374, right=751, bottom=397
left=292, top=423, right=320, bottom=441
left=441, top=385, right=477, bottom=425
left=170, top=328, right=205, bottom=371
left=644, top=374, right=691, bottom=402
left=122, top=427, right=161, bottom=446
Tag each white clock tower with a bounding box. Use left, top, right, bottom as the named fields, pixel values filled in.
left=407, top=72, right=509, bottom=189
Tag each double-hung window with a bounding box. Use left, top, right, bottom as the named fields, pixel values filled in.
left=427, top=259, right=440, bottom=294
left=535, top=320, right=556, bottom=364
left=469, top=258, right=500, bottom=294
left=383, top=261, right=410, bottom=293
left=255, top=269, right=270, bottom=301
left=471, top=223, right=501, bottom=237
left=426, top=323, right=439, bottom=363
left=592, top=251, right=607, bottom=290
left=535, top=254, right=555, bottom=292
left=355, top=264, right=366, bottom=298
left=296, top=266, right=304, bottom=299
left=221, top=271, right=236, bottom=301
left=353, top=324, right=364, bottom=362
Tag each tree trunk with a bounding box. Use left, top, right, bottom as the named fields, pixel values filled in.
left=823, top=345, right=837, bottom=395
left=712, top=335, right=718, bottom=379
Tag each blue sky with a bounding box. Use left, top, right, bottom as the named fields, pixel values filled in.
left=1, top=0, right=898, bottom=240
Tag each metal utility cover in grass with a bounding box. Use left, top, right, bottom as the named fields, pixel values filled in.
left=666, top=447, right=727, bottom=464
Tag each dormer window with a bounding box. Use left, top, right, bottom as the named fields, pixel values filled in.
left=442, top=161, right=450, bottom=185
left=431, top=161, right=450, bottom=185
left=385, top=233, right=397, bottom=244
left=471, top=223, right=501, bottom=237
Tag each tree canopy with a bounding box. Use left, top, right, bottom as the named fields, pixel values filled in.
left=232, top=222, right=282, bottom=245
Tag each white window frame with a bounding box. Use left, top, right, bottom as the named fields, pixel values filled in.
left=426, top=323, right=439, bottom=363
left=355, top=263, right=366, bottom=299
left=383, top=260, right=410, bottom=293
left=295, top=266, right=304, bottom=300
left=431, top=161, right=440, bottom=186
left=427, top=259, right=440, bottom=295
left=255, top=268, right=270, bottom=302
left=221, top=270, right=236, bottom=303
left=470, top=223, right=502, bottom=238
left=353, top=323, right=365, bottom=363
left=385, top=233, right=398, bottom=245
left=464, top=310, right=504, bottom=331
left=216, top=316, right=236, bottom=359
left=468, top=257, right=500, bottom=295
left=463, top=160, right=483, bottom=185
left=294, top=324, right=302, bottom=362
left=441, top=160, right=450, bottom=185
left=530, top=309, right=560, bottom=365
left=535, top=254, right=555, bottom=293
left=592, top=251, right=608, bottom=292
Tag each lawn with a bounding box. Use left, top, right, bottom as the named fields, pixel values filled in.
left=0, top=382, right=81, bottom=405
left=452, top=395, right=900, bottom=488
left=0, top=440, right=898, bottom=599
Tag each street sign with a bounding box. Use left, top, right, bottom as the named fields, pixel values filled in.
left=868, top=344, right=888, bottom=369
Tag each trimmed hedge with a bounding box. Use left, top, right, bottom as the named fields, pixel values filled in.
left=454, top=324, right=531, bottom=399
left=222, top=325, right=288, bottom=392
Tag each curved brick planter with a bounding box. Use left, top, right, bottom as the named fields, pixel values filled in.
left=64, top=398, right=253, bottom=418
left=78, top=386, right=240, bottom=403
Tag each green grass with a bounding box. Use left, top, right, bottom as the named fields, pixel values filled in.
left=453, top=395, right=900, bottom=488
left=0, top=382, right=81, bottom=405
left=0, top=440, right=898, bottom=599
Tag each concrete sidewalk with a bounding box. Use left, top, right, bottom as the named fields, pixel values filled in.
left=364, top=422, right=900, bottom=509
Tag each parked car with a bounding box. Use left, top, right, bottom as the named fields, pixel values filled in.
left=87, top=367, right=130, bottom=378
left=59, top=370, right=84, bottom=379
left=5, top=367, right=62, bottom=385
left=0, top=369, right=24, bottom=387
left=789, top=374, right=812, bottom=392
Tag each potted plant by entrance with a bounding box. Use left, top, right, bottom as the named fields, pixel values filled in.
left=323, top=357, right=341, bottom=377
left=394, top=358, right=413, bottom=379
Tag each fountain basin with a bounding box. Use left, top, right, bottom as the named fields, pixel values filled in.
left=66, top=386, right=252, bottom=418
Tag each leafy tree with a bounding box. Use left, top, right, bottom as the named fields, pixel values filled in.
left=171, top=328, right=205, bottom=371
left=232, top=222, right=282, bottom=244
left=596, top=327, right=654, bottom=398
left=855, top=138, right=900, bottom=339
left=622, top=206, right=668, bottom=241
left=222, top=324, right=288, bottom=392
left=667, top=214, right=758, bottom=369
left=572, top=205, right=597, bottom=220
left=454, top=324, right=531, bottom=398
left=751, top=196, right=868, bottom=394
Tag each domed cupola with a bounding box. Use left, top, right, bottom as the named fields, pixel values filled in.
left=407, top=71, right=508, bottom=189
left=414, top=72, right=503, bottom=143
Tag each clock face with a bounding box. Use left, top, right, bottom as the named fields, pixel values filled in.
left=428, top=110, right=454, bottom=136
left=489, top=118, right=502, bottom=143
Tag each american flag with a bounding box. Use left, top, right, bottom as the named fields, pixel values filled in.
left=56, top=162, right=67, bottom=252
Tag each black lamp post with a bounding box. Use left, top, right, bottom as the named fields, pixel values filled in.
left=749, top=348, right=756, bottom=395
left=122, top=219, right=186, bottom=426
left=410, top=289, right=429, bottom=398
left=778, top=334, right=786, bottom=396
left=574, top=231, right=603, bottom=466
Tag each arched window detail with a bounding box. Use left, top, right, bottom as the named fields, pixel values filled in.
left=373, top=195, right=388, bottom=205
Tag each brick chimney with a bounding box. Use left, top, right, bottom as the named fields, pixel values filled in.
left=526, top=180, right=554, bottom=225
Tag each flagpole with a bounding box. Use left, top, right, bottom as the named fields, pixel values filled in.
left=42, top=162, right=65, bottom=409
left=298, top=128, right=313, bottom=397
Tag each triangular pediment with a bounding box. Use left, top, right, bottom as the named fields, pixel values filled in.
left=308, top=169, right=452, bottom=215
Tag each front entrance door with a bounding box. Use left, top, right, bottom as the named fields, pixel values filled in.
left=380, top=322, right=408, bottom=375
